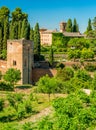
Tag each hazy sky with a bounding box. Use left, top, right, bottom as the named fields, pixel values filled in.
left=0, top=0, right=96, bottom=33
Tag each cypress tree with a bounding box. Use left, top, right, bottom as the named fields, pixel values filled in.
left=72, top=18, right=79, bottom=32
left=86, top=18, right=92, bottom=32
left=3, top=16, right=9, bottom=50
left=34, top=23, right=40, bottom=61
left=30, top=27, right=34, bottom=41
left=66, top=19, right=72, bottom=32
left=49, top=46, right=54, bottom=67
left=0, top=26, right=3, bottom=57
left=18, top=21, right=22, bottom=39
left=21, top=19, right=28, bottom=39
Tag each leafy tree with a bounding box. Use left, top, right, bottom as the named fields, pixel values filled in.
left=72, top=18, right=79, bottom=32
left=37, top=75, right=57, bottom=101
left=3, top=68, right=21, bottom=87
left=34, top=23, right=41, bottom=61
left=66, top=18, right=72, bottom=32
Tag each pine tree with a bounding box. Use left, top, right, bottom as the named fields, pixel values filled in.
left=72, top=18, right=79, bottom=32
left=66, top=19, right=72, bottom=32
left=34, top=23, right=40, bottom=61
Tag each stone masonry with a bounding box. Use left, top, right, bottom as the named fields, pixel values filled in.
left=7, top=39, right=34, bottom=84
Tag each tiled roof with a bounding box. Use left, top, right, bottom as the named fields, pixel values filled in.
left=63, top=32, right=85, bottom=37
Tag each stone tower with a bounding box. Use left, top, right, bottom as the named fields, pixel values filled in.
left=7, top=39, right=34, bottom=84
left=60, top=22, right=66, bottom=32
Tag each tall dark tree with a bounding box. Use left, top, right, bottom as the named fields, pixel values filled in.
left=86, top=18, right=92, bottom=32
left=30, top=27, right=34, bottom=41
left=0, top=6, right=10, bottom=59
left=66, top=19, right=72, bottom=32
left=92, top=17, right=96, bottom=30
left=10, top=8, right=28, bottom=39
left=0, top=26, right=3, bottom=56
left=3, top=16, right=9, bottom=50
left=21, top=19, right=29, bottom=39
left=34, top=23, right=40, bottom=61
left=49, top=46, right=54, bottom=67
left=72, top=18, right=79, bottom=32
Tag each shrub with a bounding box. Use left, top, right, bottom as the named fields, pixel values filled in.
left=0, top=98, right=4, bottom=111
left=72, top=64, right=81, bottom=70
left=56, top=62, right=65, bottom=69
left=0, top=81, right=14, bottom=91
left=24, top=100, right=32, bottom=113
left=84, top=63, right=96, bottom=72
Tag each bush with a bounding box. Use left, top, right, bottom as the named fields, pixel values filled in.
left=24, top=100, right=32, bottom=113
left=0, top=81, right=14, bottom=91
left=84, top=63, right=96, bottom=72
left=56, top=62, right=65, bottom=69
left=7, top=93, right=23, bottom=109
left=72, top=64, right=81, bottom=70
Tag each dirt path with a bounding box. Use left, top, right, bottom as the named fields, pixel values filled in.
left=20, top=106, right=52, bottom=124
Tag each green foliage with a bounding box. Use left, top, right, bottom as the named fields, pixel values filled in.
left=75, top=69, right=91, bottom=82
left=81, top=48, right=94, bottom=59
left=72, top=18, right=79, bottom=32
left=24, top=100, right=32, bottom=113
left=52, top=32, right=70, bottom=48
left=72, top=64, right=81, bottom=70
left=37, top=75, right=57, bottom=101
left=66, top=18, right=73, bottom=32
left=3, top=68, right=21, bottom=86
left=68, top=38, right=90, bottom=49
left=21, top=19, right=29, bottom=39
left=34, top=23, right=41, bottom=61
left=7, top=93, right=23, bottom=108
left=49, top=46, right=54, bottom=67
left=84, top=63, right=96, bottom=72
left=37, top=116, right=53, bottom=130
left=52, top=91, right=96, bottom=129
left=0, top=81, right=13, bottom=91
left=86, top=18, right=92, bottom=33
left=0, top=49, right=7, bottom=60
left=30, top=27, right=34, bottom=41
left=68, top=49, right=81, bottom=60
left=92, top=17, right=96, bottom=30
left=56, top=62, right=65, bottom=69
left=56, top=67, right=74, bottom=81
left=0, top=98, right=4, bottom=111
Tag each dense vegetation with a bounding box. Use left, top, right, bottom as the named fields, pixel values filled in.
left=0, top=6, right=40, bottom=60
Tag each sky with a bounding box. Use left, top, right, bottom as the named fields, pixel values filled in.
left=0, top=0, right=96, bottom=33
